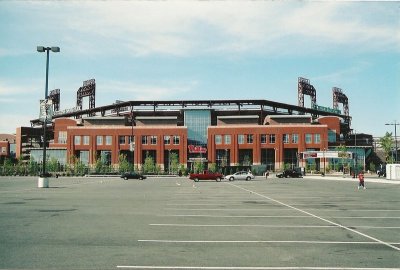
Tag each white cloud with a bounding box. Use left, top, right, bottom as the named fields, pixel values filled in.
left=98, top=80, right=196, bottom=102
left=0, top=114, right=32, bottom=134
left=314, top=61, right=372, bottom=85
left=20, top=1, right=398, bottom=58
left=0, top=81, right=39, bottom=96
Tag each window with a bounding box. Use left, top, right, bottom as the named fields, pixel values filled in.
left=215, top=135, right=222, bottom=145
left=74, top=136, right=81, bottom=145
left=247, top=134, right=253, bottom=144
left=269, top=134, right=276, bottom=144
left=97, top=136, right=103, bottom=145
left=1, top=147, right=5, bottom=153
left=292, top=134, right=299, bottom=144
left=58, top=131, right=67, bottom=144
left=314, top=134, right=321, bottom=143
left=283, top=134, right=289, bottom=144
left=142, top=136, right=148, bottom=145
left=129, top=136, right=135, bottom=144
left=224, top=135, right=231, bottom=144
left=328, top=130, right=337, bottom=143
left=238, top=135, right=245, bottom=144
left=305, top=134, right=312, bottom=144
left=83, top=136, right=90, bottom=145
left=173, top=135, right=180, bottom=145
left=106, top=136, right=112, bottom=145
left=164, top=135, right=170, bottom=145
left=261, top=134, right=267, bottom=144
left=119, top=136, right=126, bottom=145
left=150, top=136, right=157, bottom=145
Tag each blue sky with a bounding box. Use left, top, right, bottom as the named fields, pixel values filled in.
left=0, top=1, right=399, bottom=137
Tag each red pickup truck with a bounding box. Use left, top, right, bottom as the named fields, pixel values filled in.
left=189, top=170, right=224, bottom=182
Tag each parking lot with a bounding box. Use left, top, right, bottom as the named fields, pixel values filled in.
left=0, top=175, right=399, bottom=269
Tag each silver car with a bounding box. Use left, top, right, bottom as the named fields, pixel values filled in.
left=225, top=171, right=255, bottom=181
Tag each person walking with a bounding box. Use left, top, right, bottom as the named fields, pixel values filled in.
left=358, top=171, right=366, bottom=190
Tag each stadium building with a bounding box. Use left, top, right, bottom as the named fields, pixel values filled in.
left=14, top=77, right=359, bottom=173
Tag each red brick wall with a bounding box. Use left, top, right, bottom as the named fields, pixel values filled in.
left=0, top=141, right=9, bottom=157
left=66, top=125, right=187, bottom=167
left=208, top=124, right=328, bottom=169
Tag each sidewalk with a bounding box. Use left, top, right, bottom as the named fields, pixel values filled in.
left=303, top=174, right=400, bottom=185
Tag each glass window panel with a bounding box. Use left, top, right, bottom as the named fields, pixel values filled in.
left=97, top=136, right=103, bottom=145
left=215, top=135, right=222, bottom=145
left=74, top=136, right=81, bottom=145
left=224, top=135, right=231, bottom=144
left=106, top=136, right=112, bottom=145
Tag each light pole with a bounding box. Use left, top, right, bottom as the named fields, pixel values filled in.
left=385, top=121, right=399, bottom=163
left=37, top=46, right=60, bottom=188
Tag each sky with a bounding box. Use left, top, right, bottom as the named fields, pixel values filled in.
left=0, top=1, right=399, bottom=138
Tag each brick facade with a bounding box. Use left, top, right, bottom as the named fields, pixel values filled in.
left=15, top=113, right=342, bottom=171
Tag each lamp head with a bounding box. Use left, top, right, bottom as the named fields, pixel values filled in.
left=51, top=47, right=60, bottom=53
left=37, top=46, right=45, bottom=52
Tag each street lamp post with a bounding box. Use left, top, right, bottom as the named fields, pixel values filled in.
left=37, top=46, right=60, bottom=188
left=385, top=121, right=398, bottom=163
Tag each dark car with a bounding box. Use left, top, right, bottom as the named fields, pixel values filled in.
left=121, top=172, right=146, bottom=180
left=276, top=169, right=303, bottom=178
left=377, top=169, right=386, bottom=177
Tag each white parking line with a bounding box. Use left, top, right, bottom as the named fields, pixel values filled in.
left=165, top=208, right=400, bottom=214
left=227, top=183, right=400, bottom=251
left=166, top=206, right=400, bottom=212
left=117, top=266, right=400, bottom=270
left=138, top=239, right=400, bottom=245
left=150, top=224, right=335, bottom=228
left=149, top=224, right=400, bottom=229
left=161, top=214, right=400, bottom=219
left=162, top=215, right=311, bottom=218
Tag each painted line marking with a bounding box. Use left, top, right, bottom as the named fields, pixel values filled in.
left=227, top=183, right=400, bottom=251
left=160, top=214, right=400, bottom=219
left=138, top=239, right=400, bottom=245
left=117, top=266, right=400, bottom=270
left=149, top=224, right=400, bottom=229
left=166, top=205, right=400, bottom=212
left=161, top=215, right=311, bottom=218
left=150, top=224, right=335, bottom=228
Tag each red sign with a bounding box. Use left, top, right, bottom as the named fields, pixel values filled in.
left=188, top=145, right=207, bottom=154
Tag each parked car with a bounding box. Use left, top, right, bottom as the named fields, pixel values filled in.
left=224, top=171, right=255, bottom=181
left=276, top=169, right=303, bottom=178
left=189, top=170, right=224, bottom=182
left=121, top=172, right=146, bottom=180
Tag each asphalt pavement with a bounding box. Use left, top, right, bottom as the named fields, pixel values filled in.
left=0, top=176, right=399, bottom=270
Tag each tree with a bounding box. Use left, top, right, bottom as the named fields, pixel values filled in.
left=169, top=152, right=179, bottom=174
left=380, top=132, right=394, bottom=163
left=208, top=163, right=217, bottom=173
left=94, top=157, right=104, bottom=174
left=118, top=153, right=131, bottom=173
left=242, top=154, right=251, bottom=166
left=194, top=160, right=204, bottom=173
left=28, top=158, right=39, bottom=176
left=47, top=157, right=59, bottom=173
left=337, top=144, right=349, bottom=174
left=143, top=151, right=155, bottom=173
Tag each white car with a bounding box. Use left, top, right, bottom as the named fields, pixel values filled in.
left=225, top=171, right=255, bottom=181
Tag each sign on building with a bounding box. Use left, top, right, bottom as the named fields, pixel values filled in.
left=302, top=151, right=353, bottom=159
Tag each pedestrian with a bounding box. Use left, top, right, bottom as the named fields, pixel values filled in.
left=265, top=170, right=269, bottom=179
left=358, top=171, right=366, bottom=190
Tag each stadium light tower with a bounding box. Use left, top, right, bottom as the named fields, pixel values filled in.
left=37, top=46, right=60, bottom=188
left=385, top=121, right=398, bottom=163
